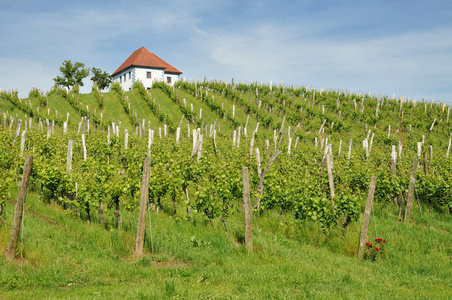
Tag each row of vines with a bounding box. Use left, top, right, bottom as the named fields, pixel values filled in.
left=1, top=81, right=452, bottom=232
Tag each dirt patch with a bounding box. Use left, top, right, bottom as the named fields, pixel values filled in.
left=24, top=208, right=60, bottom=226
left=60, top=282, right=75, bottom=291
left=154, top=261, right=190, bottom=269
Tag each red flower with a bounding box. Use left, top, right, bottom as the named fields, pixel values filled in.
left=375, top=248, right=379, bottom=251
left=383, top=240, right=386, bottom=242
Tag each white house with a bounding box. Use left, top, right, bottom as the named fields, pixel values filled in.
left=111, top=46, right=182, bottom=90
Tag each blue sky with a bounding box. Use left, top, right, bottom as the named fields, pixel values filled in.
left=1, top=0, right=451, bottom=102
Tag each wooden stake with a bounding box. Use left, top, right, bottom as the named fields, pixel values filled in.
left=326, top=145, right=335, bottom=201
left=423, top=152, right=428, bottom=176
left=212, top=130, right=217, bottom=156
left=20, top=130, right=26, bottom=156
left=254, top=150, right=282, bottom=209
left=358, top=175, right=377, bottom=259
left=81, top=134, right=87, bottom=161
left=242, top=167, right=253, bottom=253
left=176, top=127, right=180, bottom=144
left=345, top=138, right=351, bottom=161
left=249, top=136, right=254, bottom=159
left=404, top=158, right=418, bottom=222
left=390, top=145, right=397, bottom=175
left=447, top=138, right=451, bottom=159
left=6, top=155, right=33, bottom=262
left=124, top=129, right=128, bottom=150
left=136, top=154, right=151, bottom=256
left=391, top=145, right=399, bottom=207
left=185, top=188, right=191, bottom=219
left=67, top=140, right=73, bottom=172
left=197, top=135, right=203, bottom=162
left=255, top=148, right=262, bottom=177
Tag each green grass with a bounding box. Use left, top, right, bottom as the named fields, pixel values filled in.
left=176, top=88, right=233, bottom=134
left=97, top=91, right=134, bottom=130
left=1, top=189, right=451, bottom=299
left=46, top=94, right=82, bottom=125
left=125, top=89, right=163, bottom=130
left=148, top=88, right=184, bottom=130
left=0, top=98, right=25, bottom=120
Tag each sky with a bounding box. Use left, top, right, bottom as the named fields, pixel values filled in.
left=1, top=0, right=451, bottom=102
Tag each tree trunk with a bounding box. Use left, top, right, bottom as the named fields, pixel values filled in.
left=397, top=194, right=404, bottom=222
left=254, top=150, right=282, bottom=209
left=222, top=201, right=229, bottom=232
left=157, top=196, right=162, bottom=210
left=114, top=196, right=121, bottom=230
left=86, top=204, right=91, bottom=223
left=172, top=194, right=177, bottom=217
left=0, top=203, right=3, bottom=224
left=99, top=201, right=104, bottom=228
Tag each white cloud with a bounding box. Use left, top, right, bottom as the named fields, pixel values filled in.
left=188, top=23, right=452, bottom=101
left=1, top=1, right=451, bottom=103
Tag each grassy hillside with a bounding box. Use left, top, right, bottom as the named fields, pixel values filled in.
left=1, top=190, right=451, bottom=298
left=1, top=80, right=452, bottom=298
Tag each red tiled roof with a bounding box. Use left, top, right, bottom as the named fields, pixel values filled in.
left=111, top=46, right=182, bottom=76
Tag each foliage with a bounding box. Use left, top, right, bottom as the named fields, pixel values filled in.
left=91, top=67, right=112, bottom=90
left=3, top=79, right=452, bottom=236
left=2, top=78, right=452, bottom=298
left=53, top=60, right=90, bottom=91
left=27, top=87, right=48, bottom=107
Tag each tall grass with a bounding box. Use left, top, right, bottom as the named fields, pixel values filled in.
left=1, top=188, right=451, bottom=299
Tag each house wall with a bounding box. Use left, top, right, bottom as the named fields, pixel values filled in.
left=164, top=73, right=181, bottom=85
left=112, top=67, right=181, bottom=90
left=112, top=68, right=134, bottom=91
left=134, top=67, right=165, bottom=89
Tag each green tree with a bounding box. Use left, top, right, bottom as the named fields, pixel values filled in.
left=53, top=60, right=89, bottom=91
left=91, top=67, right=113, bottom=90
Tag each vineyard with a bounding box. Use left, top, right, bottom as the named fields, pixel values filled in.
left=0, top=80, right=451, bottom=298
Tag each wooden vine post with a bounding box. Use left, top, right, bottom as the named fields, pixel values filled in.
left=254, top=150, right=282, bottom=209
left=67, top=140, right=73, bottom=172
left=242, top=167, right=253, bottom=253
left=6, top=155, right=33, bottom=262
left=135, top=154, right=151, bottom=256
left=326, top=145, right=335, bottom=201
left=404, top=158, right=418, bottom=222
left=358, top=175, right=377, bottom=259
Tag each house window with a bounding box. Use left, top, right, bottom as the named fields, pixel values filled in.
left=167, top=77, right=172, bottom=84
left=120, top=77, right=122, bottom=83
left=147, top=72, right=151, bottom=79
left=124, top=74, right=126, bottom=82
left=129, top=72, right=131, bottom=79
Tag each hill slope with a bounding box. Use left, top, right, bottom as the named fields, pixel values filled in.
left=1, top=80, right=452, bottom=298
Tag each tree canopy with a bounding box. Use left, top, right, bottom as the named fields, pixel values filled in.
left=91, top=67, right=112, bottom=90
left=53, top=60, right=89, bottom=91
